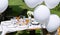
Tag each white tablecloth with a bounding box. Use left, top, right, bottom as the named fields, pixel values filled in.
left=0, top=20, right=45, bottom=35
left=0, top=20, right=58, bottom=35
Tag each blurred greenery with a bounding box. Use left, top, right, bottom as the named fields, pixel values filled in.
left=3, top=0, right=60, bottom=35
left=51, top=3, right=60, bottom=16
left=6, top=30, right=42, bottom=35
left=3, top=0, right=60, bottom=17
left=4, top=0, right=34, bottom=16
left=3, top=0, right=60, bottom=16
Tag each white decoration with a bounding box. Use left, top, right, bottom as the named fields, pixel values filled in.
left=24, top=0, right=43, bottom=8
left=46, top=14, right=60, bottom=32
left=44, top=0, right=59, bottom=9
left=0, top=0, right=8, bottom=14
left=27, top=11, right=33, bottom=16
left=34, top=5, right=50, bottom=24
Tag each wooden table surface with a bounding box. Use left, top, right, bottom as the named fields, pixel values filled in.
left=57, top=27, right=60, bottom=35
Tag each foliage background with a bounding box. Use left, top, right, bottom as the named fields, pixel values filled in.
left=2, top=0, right=60, bottom=35
left=4, top=0, right=60, bottom=17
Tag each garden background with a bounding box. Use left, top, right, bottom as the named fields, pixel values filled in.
left=1, top=0, right=60, bottom=35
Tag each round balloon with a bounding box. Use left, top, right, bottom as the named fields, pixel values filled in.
left=46, top=14, right=60, bottom=32
left=34, top=5, right=50, bottom=24
left=0, top=0, right=8, bottom=14
left=44, top=0, right=59, bottom=9
left=59, top=19, right=60, bottom=26
left=24, top=0, right=43, bottom=8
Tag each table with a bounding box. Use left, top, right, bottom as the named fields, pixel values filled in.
left=0, top=20, right=57, bottom=35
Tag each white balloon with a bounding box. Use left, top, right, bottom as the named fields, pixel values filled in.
left=46, top=14, right=60, bottom=32
left=34, top=5, right=50, bottom=24
left=59, top=18, right=60, bottom=26
left=44, top=0, right=59, bottom=9
left=0, top=0, right=8, bottom=14
left=24, top=0, right=43, bottom=8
